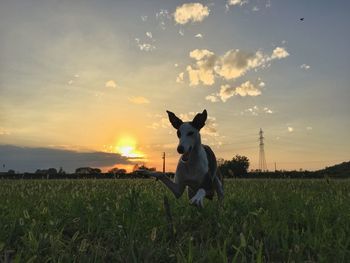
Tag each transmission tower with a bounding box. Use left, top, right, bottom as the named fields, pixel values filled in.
left=259, top=128, right=267, bottom=171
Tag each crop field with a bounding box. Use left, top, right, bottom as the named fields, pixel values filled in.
left=0, top=179, right=349, bottom=262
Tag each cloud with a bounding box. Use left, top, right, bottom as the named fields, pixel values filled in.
left=227, top=0, right=248, bottom=6
left=195, top=33, right=203, bottom=38
left=156, top=9, right=171, bottom=30
left=0, top=128, right=11, bottom=136
left=288, top=127, right=294, bottom=132
left=252, top=6, right=259, bottom=11
left=263, top=107, right=273, bottom=114
left=0, top=145, right=131, bottom=173
left=138, top=43, right=156, bottom=52
left=105, top=80, right=117, bottom=88
left=184, top=47, right=289, bottom=86
left=259, top=81, right=266, bottom=87
left=135, top=38, right=156, bottom=52
left=146, top=32, right=153, bottom=39
left=240, top=106, right=274, bottom=116
left=179, top=29, right=185, bottom=36
left=128, top=96, right=150, bottom=104
left=271, top=47, right=289, bottom=59
left=306, top=126, right=313, bottom=131
left=141, top=15, right=148, bottom=21
left=205, top=94, right=219, bottom=103
left=219, top=81, right=262, bottom=102
left=174, top=3, right=210, bottom=24
left=176, top=72, right=184, bottom=83
left=300, top=64, right=311, bottom=70
left=186, top=49, right=216, bottom=86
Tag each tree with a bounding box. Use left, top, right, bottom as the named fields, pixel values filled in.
left=138, top=164, right=156, bottom=172
left=108, top=167, right=127, bottom=175
left=218, top=155, right=250, bottom=178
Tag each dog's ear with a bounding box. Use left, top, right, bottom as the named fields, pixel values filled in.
left=191, top=109, right=207, bottom=130
left=166, top=110, right=183, bottom=129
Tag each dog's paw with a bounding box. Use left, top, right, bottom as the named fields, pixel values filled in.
left=190, top=188, right=206, bottom=207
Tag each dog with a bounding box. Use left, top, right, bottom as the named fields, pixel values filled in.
left=153, top=109, right=224, bottom=207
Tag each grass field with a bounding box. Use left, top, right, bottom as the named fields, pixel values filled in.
left=0, top=179, right=349, bottom=262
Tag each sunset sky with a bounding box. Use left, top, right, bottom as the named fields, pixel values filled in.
left=1, top=0, right=349, bottom=172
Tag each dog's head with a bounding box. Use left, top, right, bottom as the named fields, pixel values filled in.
left=166, top=109, right=207, bottom=162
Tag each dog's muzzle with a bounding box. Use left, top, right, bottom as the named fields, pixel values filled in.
left=180, top=146, right=192, bottom=163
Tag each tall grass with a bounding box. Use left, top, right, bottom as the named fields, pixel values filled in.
left=0, top=179, right=349, bottom=262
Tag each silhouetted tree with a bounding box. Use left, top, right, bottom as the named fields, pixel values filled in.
left=108, top=167, right=127, bottom=175
left=218, top=155, right=250, bottom=178
left=7, top=169, right=15, bottom=175
left=138, top=164, right=156, bottom=172
left=58, top=167, right=66, bottom=175
left=75, top=167, right=101, bottom=174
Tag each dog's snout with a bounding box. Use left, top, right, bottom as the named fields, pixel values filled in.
left=177, top=145, right=184, bottom=154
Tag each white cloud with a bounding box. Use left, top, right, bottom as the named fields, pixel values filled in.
left=141, top=15, right=148, bottom=21
left=176, top=72, right=184, bottom=83
left=216, top=49, right=256, bottom=80
left=184, top=47, right=289, bottom=86
left=300, top=64, right=311, bottom=70
left=227, top=0, right=248, bottom=6
left=259, top=81, right=266, bottom=87
left=195, top=33, right=203, bottom=38
left=288, top=127, right=294, bottom=132
left=179, top=29, right=185, bottom=36
left=135, top=38, right=156, bottom=52
left=306, top=126, right=313, bottom=131
left=263, top=107, right=273, bottom=114
left=186, top=49, right=216, bottom=86
left=241, top=106, right=274, bottom=116
left=271, top=47, right=289, bottom=59
left=138, top=43, right=156, bottom=52
left=156, top=9, right=171, bottom=30
left=146, top=32, right=153, bottom=39
left=105, top=80, right=117, bottom=88
left=174, top=63, right=179, bottom=67
left=234, top=81, right=262, bottom=97
left=128, top=96, right=150, bottom=104
left=252, top=6, right=259, bottom=11
left=74, top=74, right=79, bottom=78
left=205, top=94, right=219, bottom=103
left=156, top=9, right=171, bottom=19
left=219, top=81, right=262, bottom=102
left=174, top=3, right=210, bottom=24
left=68, top=80, right=73, bottom=85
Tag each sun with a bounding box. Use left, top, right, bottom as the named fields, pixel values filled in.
left=115, top=136, right=144, bottom=158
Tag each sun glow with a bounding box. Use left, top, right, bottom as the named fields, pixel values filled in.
left=115, top=136, right=144, bottom=158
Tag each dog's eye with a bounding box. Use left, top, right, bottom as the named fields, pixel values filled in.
left=187, top=131, right=194, bottom=136
left=177, top=130, right=181, bottom=138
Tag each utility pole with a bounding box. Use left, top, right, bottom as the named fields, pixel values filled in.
left=162, top=152, right=166, bottom=174
left=259, top=128, right=268, bottom=172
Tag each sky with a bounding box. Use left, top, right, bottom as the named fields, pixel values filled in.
left=0, top=0, right=349, bottom=173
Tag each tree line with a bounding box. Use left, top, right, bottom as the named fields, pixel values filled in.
left=1, top=156, right=349, bottom=179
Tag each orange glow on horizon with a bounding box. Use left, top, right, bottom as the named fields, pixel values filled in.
left=115, top=135, right=144, bottom=158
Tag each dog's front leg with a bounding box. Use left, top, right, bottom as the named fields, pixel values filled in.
left=157, top=175, right=185, bottom=199
left=190, top=188, right=206, bottom=207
